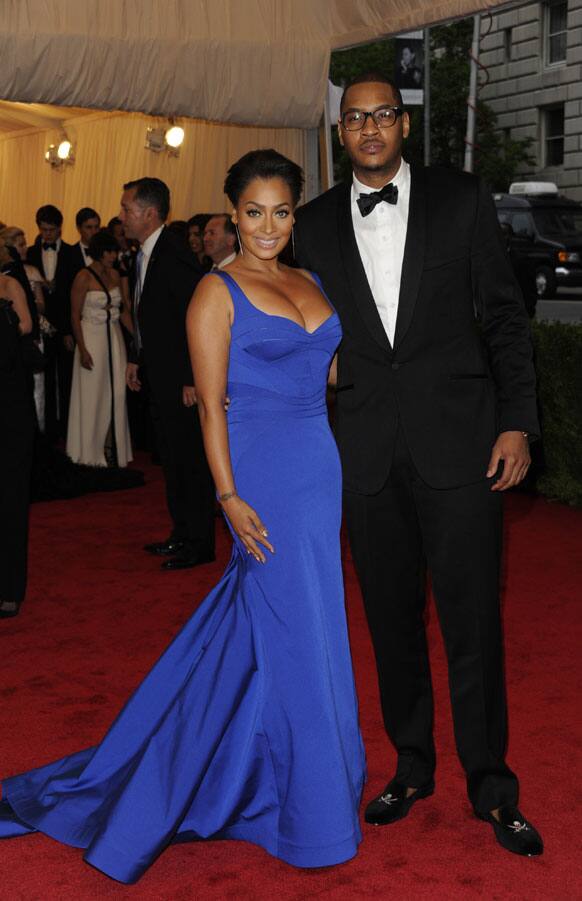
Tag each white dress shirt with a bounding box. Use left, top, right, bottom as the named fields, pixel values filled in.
left=79, top=242, right=92, bottom=266
left=42, top=237, right=61, bottom=283
left=213, top=251, right=237, bottom=271
left=351, top=159, right=411, bottom=346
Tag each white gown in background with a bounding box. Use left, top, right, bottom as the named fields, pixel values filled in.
left=66, top=287, right=132, bottom=467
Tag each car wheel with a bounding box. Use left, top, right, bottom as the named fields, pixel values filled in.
left=535, top=267, right=556, bottom=298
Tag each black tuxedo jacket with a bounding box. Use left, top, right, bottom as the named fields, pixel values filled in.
left=70, top=242, right=89, bottom=278
left=294, top=165, right=539, bottom=494
left=129, top=227, right=202, bottom=398
left=27, top=238, right=76, bottom=335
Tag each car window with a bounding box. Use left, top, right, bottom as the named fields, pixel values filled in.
left=511, top=212, right=535, bottom=237
left=533, top=209, right=582, bottom=236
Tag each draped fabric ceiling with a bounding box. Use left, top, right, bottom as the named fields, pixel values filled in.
left=0, top=0, right=507, bottom=241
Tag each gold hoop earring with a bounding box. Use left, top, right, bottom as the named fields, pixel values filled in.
left=234, top=223, right=244, bottom=256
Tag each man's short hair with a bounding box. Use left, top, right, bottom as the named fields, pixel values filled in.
left=75, top=207, right=100, bottom=228
left=209, top=213, right=238, bottom=250
left=188, top=213, right=212, bottom=232
left=35, top=204, right=63, bottom=227
left=340, top=71, right=403, bottom=113
left=123, top=177, right=170, bottom=222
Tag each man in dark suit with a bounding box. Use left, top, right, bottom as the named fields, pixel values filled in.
left=120, top=178, right=215, bottom=570
left=27, top=204, right=76, bottom=440
left=294, top=72, right=543, bottom=857
left=70, top=207, right=101, bottom=275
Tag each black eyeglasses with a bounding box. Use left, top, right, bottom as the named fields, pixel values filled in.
left=340, top=106, right=404, bottom=132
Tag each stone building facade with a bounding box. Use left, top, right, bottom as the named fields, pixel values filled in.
left=479, top=0, right=582, bottom=200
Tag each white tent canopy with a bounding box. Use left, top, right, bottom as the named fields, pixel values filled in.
left=1, top=0, right=508, bottom=129
left=0, top=0, right=510, bottom=242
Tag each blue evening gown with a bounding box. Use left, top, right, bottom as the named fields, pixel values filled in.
left=0, top=271, right=366, bottom=883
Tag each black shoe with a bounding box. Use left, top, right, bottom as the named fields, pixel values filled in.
left=365, top=777, right=435, bottom=825
left=143, top=538, right=186, bottom=556
left=161, top=550, right=216, bottom=571
left=476, top=806, right=543, bottom=857
left=0, top=601, right=20, bottom=618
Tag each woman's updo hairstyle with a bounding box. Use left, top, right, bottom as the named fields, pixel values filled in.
left=88, top=228, right=119, bottom=261
left=224, top=149, right=304, bottom=208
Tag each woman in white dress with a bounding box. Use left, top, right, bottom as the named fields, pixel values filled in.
left=66, top=229, right=133, bottom=467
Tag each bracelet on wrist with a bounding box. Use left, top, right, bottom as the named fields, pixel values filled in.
left=218, top=490, right=237, bottom=503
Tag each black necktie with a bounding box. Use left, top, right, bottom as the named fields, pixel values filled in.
left=357, top=183, right=398, bottom=217
left=42, top=242, right=57, bottom=251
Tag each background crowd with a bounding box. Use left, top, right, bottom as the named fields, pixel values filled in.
left=0, top=191, right=240, bottom=617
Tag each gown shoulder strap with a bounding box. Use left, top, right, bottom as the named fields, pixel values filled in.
left=210, top=270, right=256, bottom=322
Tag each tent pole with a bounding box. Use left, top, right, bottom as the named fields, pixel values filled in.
left=423, top=26, right=430, bottom=167
left=464, top=13, right=480, bottom=173
left=304, top=128, right=320, bottom=201
left=321, top=92, right=335, bottom=192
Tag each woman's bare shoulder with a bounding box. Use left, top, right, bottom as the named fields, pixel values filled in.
left=190, top=272, right=233, bottom=318
left=73, top=267, right=91, bottom=287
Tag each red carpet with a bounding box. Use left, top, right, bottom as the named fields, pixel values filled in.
left=1, top=457, right=581, bottom=899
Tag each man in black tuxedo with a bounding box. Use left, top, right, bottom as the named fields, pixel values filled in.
left=121, top=178, right=215, bottom=570
left=70, top=207, right=101, bottom=275
left=27, top=205, right=76, bottom=440
left=294, top=73, right=543, bottom=857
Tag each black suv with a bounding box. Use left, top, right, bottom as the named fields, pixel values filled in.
left=494, top=184, right=582, bottom=298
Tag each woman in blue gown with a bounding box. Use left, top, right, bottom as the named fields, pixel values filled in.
left=0, top=150, right=366, bottom=883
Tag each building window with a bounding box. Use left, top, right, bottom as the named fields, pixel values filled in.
left=504, top=28, right=512, bottom=61
left=543, top=105, right=565, bottom=166
left=545, top=1, right=568, bottom=66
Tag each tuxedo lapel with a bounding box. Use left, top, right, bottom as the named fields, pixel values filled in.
left=28, top=243, right=45, bottom=279
left=141, top=227, right=166, bottom=301
left=55, top=242, right=70, bottom=281
left=337, top=184, right=392, bottom=353
left=394, top=165, right=427, bottom=348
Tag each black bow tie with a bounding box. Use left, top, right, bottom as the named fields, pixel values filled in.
left=42, top=242, right=57, bottom=251
left=357, top=183, right=398, bottom=217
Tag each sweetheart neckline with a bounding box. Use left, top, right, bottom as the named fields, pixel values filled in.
left=258, top=310, right=338, bottom=336
left=216, top=272, right=338, bottom=336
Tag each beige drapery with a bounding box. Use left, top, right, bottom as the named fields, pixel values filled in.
left=0, top=110, right=307, bottom=244
left=0, top=0, right=508, bottom=128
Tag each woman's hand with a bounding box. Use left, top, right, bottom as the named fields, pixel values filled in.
left=80, top=348, right=94, bottom=370
left=221, top=496, right=274, bottom=563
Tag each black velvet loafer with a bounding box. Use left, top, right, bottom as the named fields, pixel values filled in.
left=143, top=539, right=186, bottom=556
left=476, top=805, right=543, bottom=857
left=161, top=550, right=216, bottom=571
left=365, top=777, right=435, bottom=825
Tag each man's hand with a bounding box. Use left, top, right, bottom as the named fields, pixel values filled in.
left=63, top=334, right=75, bottom=352
left=183, top=385, right=197, bottom=407
left=126, top=362, right=142, bottom=392
left=487, top=431, right=530, bottom=491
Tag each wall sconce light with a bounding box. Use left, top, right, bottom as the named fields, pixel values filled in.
left=165, top=126, right=185, bottom=154
left=45, top=140, right=75, bottom=168
left=145, top=123, right=185, bottom=157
